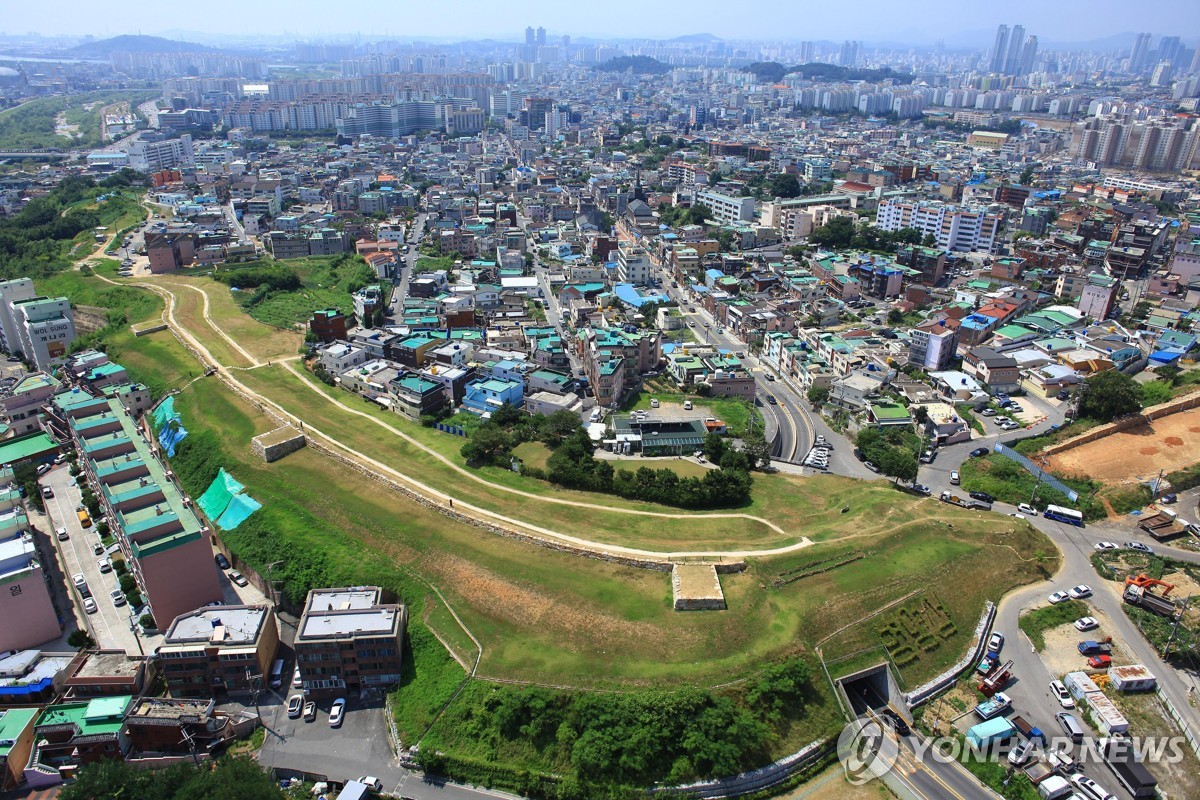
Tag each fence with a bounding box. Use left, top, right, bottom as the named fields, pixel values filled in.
left=992, top=443, right=1079, bottom=502
left=435, top=423, right=467, bottom=437
left=1156, top=686, right=1200, bottom=761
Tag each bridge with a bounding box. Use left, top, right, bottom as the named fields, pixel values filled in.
left=0, top=149, right=71, bottom=160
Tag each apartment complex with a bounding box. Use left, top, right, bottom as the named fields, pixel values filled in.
left=696, top=190, right=756, bottom=226
left=876, top=199, right=1005, bottom=253
left=0, top=467, right=59, bottom=651
left=128, top=134, right=195, bottom=173
left=294, top=587, right=406, bottom=698
left=159, top=605, right=279, bottom=698
left=53, top=392, right=222, bottom=628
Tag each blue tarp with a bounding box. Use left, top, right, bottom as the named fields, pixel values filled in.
left=216, top=492, right=262, bottom=530
left=158, top=421, right=187, bottom=457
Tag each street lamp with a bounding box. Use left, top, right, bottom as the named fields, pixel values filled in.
left=263, top=560, right=284, bottom=609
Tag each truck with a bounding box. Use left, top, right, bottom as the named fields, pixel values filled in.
left=1011, top=714, right=1046, bottom=743
left=1123, top=584, right=1178, bottom=617
left=1100, top=738, right=1158, bottom=799
left=974, top=691, right=1012, bottom=720
left=966, top=716, right=1016, bottom=751
left=940, top=491, right=992, bottom=511
left=1037, top=775, right=1073, bottom=800
left=1077, top=639, right=1113, bottom=655
left=1137, top=508, right=1186, bottom=541
left=978, top=659, right=1014, bottom=697
left=335, top=781, right=371, bottom=800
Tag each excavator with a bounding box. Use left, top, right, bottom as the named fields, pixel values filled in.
left=1124, top=574, right=1176, bottom=596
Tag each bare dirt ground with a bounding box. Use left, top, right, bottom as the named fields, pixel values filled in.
left=1047, top=407, right=1200, bottom=484
left=1040, top=610, right=1131, bottom=678
left=779, top=764, right=892, bottom=800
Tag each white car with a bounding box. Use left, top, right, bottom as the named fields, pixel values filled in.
left=1018, top=503, right=1038, bottom=515
left=1094, top=542, right=1120, bottom=551
left=1048, top=591, right=1070, bottom=604
left=1074, top=616, right=1099, bottom=632
left=1050, top=680, right=1075, bottom=709
left=1068, top=585, right=1093, bottom=599
left=72, top=573, right=87, bottom=589
left=83, top=597, right=97, bottom=614
left=97, top=559, right=112, bottom=574
left=987, top=632, right=1004, bottom=653
left=1070, top=773, right=1115, bottom=800
left=287, top=695, right=303, bottom=719
left=56, top=527, right=69, bottom=541
left=111, top=589, right=126, bottom=607
left=293, top=667, right=303, bottom=689
left=328, top=698, right=346, bottom=728
left=1008, top=739, right=1033, bottom=766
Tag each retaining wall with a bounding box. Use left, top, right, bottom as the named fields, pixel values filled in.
left=1042, top=391, right=1200, bottom=459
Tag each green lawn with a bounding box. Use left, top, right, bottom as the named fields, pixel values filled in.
left=1018, top=599, right=1088, bottom=651
left=624, top=388, right=759, bottom=437
left=608, top=457, right=713, bottom=478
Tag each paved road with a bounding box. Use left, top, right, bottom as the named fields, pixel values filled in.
left=389, top=214, right=426, bottom=319
left=40, top=465, right=159, bottom=655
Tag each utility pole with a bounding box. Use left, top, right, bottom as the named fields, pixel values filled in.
left=1164, top=595, right=1192, bottom=660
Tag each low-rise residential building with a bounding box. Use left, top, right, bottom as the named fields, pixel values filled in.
left=25, top=696, right=133, bottom=787
left=159, top=605, right=279, bottom=699
left=294, top=587, right=406, bottom=698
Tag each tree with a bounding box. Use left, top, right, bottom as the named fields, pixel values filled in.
left=887, top=309, right=904, bottom=325
left=740, top=429, right=773, bottom=471
left=1077, top=370, right=1142, bottom=421
left=768, top=173, right=802, bottom=199
left=703, top=432, right=726, bottom=463
left=67, top=630, right=95, bottom=649
left=61, top=756, right=284, bottom=800
left=460, top=423, right=513, bottom=466
left=809, top=216, right=856, bottom=249
left=921, top=233, right=937, bottom=248
left=807, top=385, right=830, bottom=406
left=1018, top=166, right=1036, bottom=186
left=879, top=448, right=918, bottom=484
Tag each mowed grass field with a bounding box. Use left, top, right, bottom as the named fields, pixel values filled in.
left=74, top=269, right=1058, bottom=689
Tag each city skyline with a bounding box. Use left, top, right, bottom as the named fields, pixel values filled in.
left=2, top=0, right=1198, bottom=47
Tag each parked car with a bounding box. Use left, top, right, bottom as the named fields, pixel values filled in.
left=864, top=461, right=879, bottom=473
left=1050, top=680, right=1075, bottom=708
left=1068, top=585, right=1093, bottom=599
left=293, top=667, right=303, bottom=689
left=970, top=447, right=990, bottom=458
left=949, top=470, right=960, bottom=485
left=111, top=589, right=126, bottom=607
left=41, top=486, right=53, bottom=499
left=1048, top=591, right=1070, bottom=604
left=303, top=701, right=317, bottom=722
left=97, top=559, right=112, bottom=574
left=1124, top=541, right=1153, bottom=554
left=987, top=632, right=1005, bottom=653
left=1008, top=739, right=1033, bottom=766
left=650, top=398, right=660, bottom=408
left=969, top=491, right=995, bottom=503
left=229, top=571, right=248, bottom=587
left=912, top=484, right=932, bottom=496
left=1094, top=542, right=1120, bottom=551
left=287, top=695, right=303, bottom=719
left=1087, top=654, right=1112, bottom=669
left=329, top=698, right=346, bottom=728
left=1161, top=493, right=1177, bottom=504
left=357, top=777, right=384, bottom=792
left=1018, top=503, right=1038, bottom=515
left=56, top=527, right=69, bottom=541
left=214, top=553, right=230, bottom=570
left=92, top=542, right=104, bottom=556
left=1074, top=616, right=1099, bottom=632
left=981, top=408, right=997, bottom=417
left=83, top=597, right=97, bottom=614
left=72, top=573, right=87, bottom=590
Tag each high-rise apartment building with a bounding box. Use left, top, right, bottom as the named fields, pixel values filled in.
left=1129, top=33, right=1153, bottom=74
left=876, top=200, right=1005, bottom=254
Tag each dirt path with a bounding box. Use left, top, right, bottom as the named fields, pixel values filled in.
left=97, top=271, right=819, bottom=561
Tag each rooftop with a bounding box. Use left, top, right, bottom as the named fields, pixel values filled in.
left=164, top=605, right=270, bottom=646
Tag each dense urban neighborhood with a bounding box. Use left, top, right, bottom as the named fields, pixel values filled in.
left=0, top=10, right=1199, bottom=800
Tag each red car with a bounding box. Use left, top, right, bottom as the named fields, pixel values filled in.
left=1087, top=654, right=1112, bottom=669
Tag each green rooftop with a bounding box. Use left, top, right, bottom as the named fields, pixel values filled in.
left=0, top=432, right=57, bottom=465
left=36, top=695, right=131, bottom=737
left=0, top=708, right=37, bottom=756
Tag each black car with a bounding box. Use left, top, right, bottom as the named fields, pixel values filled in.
left=882, top=709, right=911, bottom=736
left=970, top=447, right=990, bottom=458
left=969, top=491, right=995, bottom=503
left=214, top=553, right=231, bottom=570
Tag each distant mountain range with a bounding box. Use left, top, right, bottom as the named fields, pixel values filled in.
left=669, top=33, right=721, bottom=43
left=63, top=35, right=212, bottom=57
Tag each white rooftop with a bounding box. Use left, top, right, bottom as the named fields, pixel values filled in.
left=164, top=605, right=268, bottom=646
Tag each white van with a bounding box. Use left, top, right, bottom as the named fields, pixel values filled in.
left=268, top=658, right=285, bottom=690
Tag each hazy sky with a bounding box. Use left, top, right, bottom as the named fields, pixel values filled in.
left=4, top=0, right=1198, bottom=45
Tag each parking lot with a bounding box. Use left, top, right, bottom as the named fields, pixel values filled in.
left=40, top=464, right=159, bottom=654
left=257, top=692, right=403, bottom=791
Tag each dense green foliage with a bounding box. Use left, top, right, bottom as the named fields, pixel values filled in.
left=462, top=406, right=753, bottom=508
left=593, top=56, right=670, bottom=74
left=0, top=90, right=158, bottom=150
left=958, top=455, right=1103, bottom=520
left=224, top=254, right=376, bottom=328
left=854, top=426, right=919, bottom=483
left=426, top=658, right=817, bottom=789
left=1077, top=370, right=1143, bottom=420
left=1018, top=599, right=1088, bottom=650
left=657, top=202, right=711, bottom=227
left=60, top=756, right=284, bottom=800
left=809, top=216, right=924, bottom=252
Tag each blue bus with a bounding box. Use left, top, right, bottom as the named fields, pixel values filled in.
left=1044, top=504, right=1084, bottom=526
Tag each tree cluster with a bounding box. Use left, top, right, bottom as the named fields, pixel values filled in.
left=449, top=658, right=814, bottom=787
left=1075, top=370, right=1146, bottom=421
left=593, top=56, right=670, bottom=74
left=657, top=202, right=711, bottom=228
left=855, top=426, right=920, bottom=483
left=808, top=216, right=928, bottom=252
left=460, top=405, right=755, bottom=509
left=213, top=265, right=301, bottom=292
left=60, top=756, right=284, bottom=800
left=0, top=176, right=106, bottom=280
